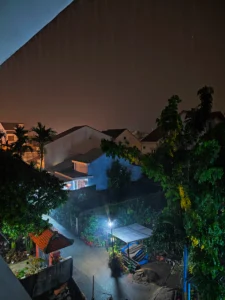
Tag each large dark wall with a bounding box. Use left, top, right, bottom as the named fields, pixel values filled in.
left=0, top=0, right=224, bottom=132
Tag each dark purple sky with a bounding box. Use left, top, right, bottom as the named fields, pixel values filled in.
left=0, top=0, right=72, bottom=64
left=0, top=0, right=225, bottom=133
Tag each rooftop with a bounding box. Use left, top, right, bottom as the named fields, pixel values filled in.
left=0, top=122, right=24, bottom=131
left=107, top=223, right=152, bottom=243
left=209, top=111, right=225, bottom=120
left=141, top=127, right=162, bottom=142
left=52, top=126, right=85, bottom=142
left=102, top=128, right=126, bottom=139
left=49, top=159, right=89, bottom=180
left=55, top=168, right=88, bottom=180
left=72, top=148, right=103, bottom=163
left=29, top=228, right=74, bottom=254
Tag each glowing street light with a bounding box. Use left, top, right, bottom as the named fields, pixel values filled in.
left=108, top=221, right=113, bottom=228
left=108, top=220, right=114, bottom=254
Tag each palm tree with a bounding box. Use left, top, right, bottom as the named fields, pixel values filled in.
left=31, top=122, right=56, bottom=170
left=185, top=86, right=214, bottom=137
left=11, top=125, right=33, bottom=158
left=0, top=130, right=6, bottom=149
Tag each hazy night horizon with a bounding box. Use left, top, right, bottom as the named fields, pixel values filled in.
left=0, top=0, right=225, bottom=133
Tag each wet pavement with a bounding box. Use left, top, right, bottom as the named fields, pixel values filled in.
left=43, top=215, right=158, bottom=300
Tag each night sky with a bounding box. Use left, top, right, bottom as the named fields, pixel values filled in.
left=0, top=0, right=225, bottom=133
left=0, top=0, right=72, bottom=64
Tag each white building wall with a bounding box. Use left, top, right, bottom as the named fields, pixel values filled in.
left=141, top=141, right=158, bottom=154
left=115, top=129, right=142, bottom=150
left=44, top=126, right=111, bottom=168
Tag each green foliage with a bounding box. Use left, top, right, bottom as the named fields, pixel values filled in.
left=81, top=215, right=101, bottom=243
left=0, top=150, right=67, bottom=243
left=112, top=199, right=157, bottom=228
left=108, top=251, right=126, bottom=274
left=146, top=207, right=185, bottom=257
left=11, top=125, right=33, bottom=158
left=26, top=256, right=46, bottom=274
left=107, top=160, right=131, bottom=192
left=15, top=268, right=28, bottom=279
left=101, top=86, right=225, bottom=298
left=31, top=122, right=56, bottom=170
left=51, top=197, right=80, bottom=231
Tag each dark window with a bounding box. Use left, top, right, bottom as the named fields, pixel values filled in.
left=124, top=136, right=126, bottom=140
left=143, top=146, right=146, bottom=149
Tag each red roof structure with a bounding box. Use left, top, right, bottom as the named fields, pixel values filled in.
left=29, top=229, right=74, bottom=254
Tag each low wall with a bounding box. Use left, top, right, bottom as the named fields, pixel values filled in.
left=20, top=257, right=73, bottom=298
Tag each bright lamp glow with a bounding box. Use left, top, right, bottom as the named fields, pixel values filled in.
left=108, top=221, right=113, bottom=228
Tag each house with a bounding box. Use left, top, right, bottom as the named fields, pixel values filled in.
left=0, top=122, right=40, bottom=164
left=29, top=228, right=74, bottom=266
left=102, top=128, right=142, bottom=150
left=141, top=110, right=225, bottom=154
left=50, top=148, right=142, bottom=191
left=0, top=122, right=24, bottom=144
left=44, top=125, right=111, bottom=169
left=132, top=130, right=149, bottom=141
left=141, top=127, right=162, bottom=154
left=180, top=110, right=225, bottom=129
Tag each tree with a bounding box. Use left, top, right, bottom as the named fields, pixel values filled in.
left=101, top=86, right=225, bottom=298
left=107, top=160, right=131, bottom=190
left=0, top=149, right=67, bottom=246
left=11, top=125, right=33, bottom=158
left=0, top=130, right=6, bottom=148
left=31, top=122, right=56, bottom=170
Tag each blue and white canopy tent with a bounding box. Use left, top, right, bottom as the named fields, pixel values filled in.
left=107, top=223, right=152, bottom=266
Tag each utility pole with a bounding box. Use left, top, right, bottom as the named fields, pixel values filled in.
left=91, top=275, right=94, bottom=300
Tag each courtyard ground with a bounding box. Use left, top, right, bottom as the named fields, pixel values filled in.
left=43, top=215, right=178, bottom=300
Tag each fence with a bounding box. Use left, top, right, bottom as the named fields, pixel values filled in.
left=20, top=257, right=74, bottom=298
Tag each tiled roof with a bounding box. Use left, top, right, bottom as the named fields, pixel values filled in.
left=102, top=129, right=126, bottom=139
left=141, top=127, right=163, bottom=142
left=71, top=148, right=103, bottom=163
left=29, top=229, right=74, bottom=254
left=52, top=126, right=85, bottom=142
left=0, top=122, right=24, bottom=131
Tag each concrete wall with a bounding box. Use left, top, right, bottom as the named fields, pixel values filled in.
left=0, top=256, right=31, bottom=300
left=115, top=129, right=142, bottom=150
left=44, top=126, right=111, bottom=168
left=88, top=154, right=142, bottom=190
left=20, top=257, right=73, bottom=298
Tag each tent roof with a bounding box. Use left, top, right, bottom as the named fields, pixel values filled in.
left=108, top=223, right=152, bottom=243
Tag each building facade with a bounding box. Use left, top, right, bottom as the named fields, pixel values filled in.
left=44, top=125, right=111, bottom=169
left=102, top=128, right=142, bottom=150
left=51, top=148, right=142, bottom=191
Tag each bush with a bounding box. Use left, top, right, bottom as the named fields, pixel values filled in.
left=108, top=250, right=126, bottom=276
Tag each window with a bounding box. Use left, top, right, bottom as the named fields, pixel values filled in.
left=123, top=136, right=126, bottom=140
left=74, top=162, right=88, bottom=174
left=77, top=179, right=88, bottom=189
left=143, top=146, right=146, bottom=149
left=7, top=135, right=15, bottom=142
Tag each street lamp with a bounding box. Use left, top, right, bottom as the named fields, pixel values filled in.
left=108, top=220, right=114, bottom=254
